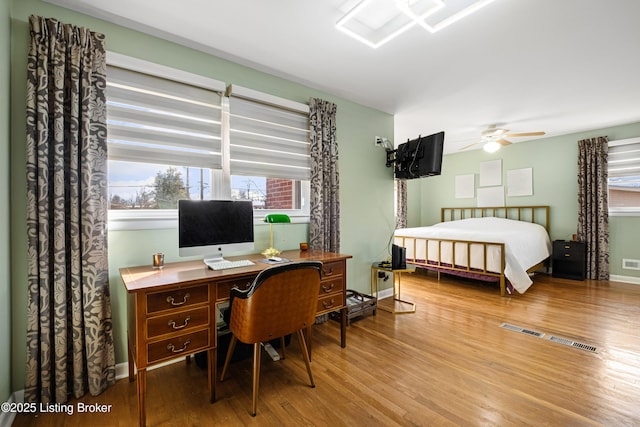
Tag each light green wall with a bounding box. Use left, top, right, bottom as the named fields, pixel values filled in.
left=408, top=122, right=640, bottom=279
left=9, top=0, right=394, bottom=392
left=1, top=0, right=12, bottom=405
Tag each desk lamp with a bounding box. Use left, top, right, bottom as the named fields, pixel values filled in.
left=262, top=214, right=290, bottom=257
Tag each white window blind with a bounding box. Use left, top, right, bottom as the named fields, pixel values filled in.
left=106, top=65, right=223, bottom=169
left=227, top=85, right=310, bottom=181
left=609, top=138, right=640, bottom=178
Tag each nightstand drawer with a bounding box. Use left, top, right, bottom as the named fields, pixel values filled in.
left=554, top=242, right=585, bottom=257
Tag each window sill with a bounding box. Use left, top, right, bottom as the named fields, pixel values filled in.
left=609, top=209, right=640, bottom=217
left=108, top=209, right=310, bottom=231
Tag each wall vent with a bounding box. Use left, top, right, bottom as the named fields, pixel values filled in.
left=622, top=259, right=640, bottom=270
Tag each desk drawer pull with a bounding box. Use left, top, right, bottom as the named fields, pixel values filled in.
left=167, top=339, right=191, bottom=353
left=322, top=299, right=335, bottom=309
left=168, top=316, right=191, bottom=330
left=322, top=268, right=334, bottom=276
left=564, top=254, right=571, bottom=257
left=166, top=293, right=190, bottom=306
left=321, top=283, right=335, bottom=293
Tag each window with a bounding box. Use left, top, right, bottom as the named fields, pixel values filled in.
left=105, top=54, right=311, bottom=229
left=227, top=85, right=311, bottom=212
left=608, top=137, right=640, bottom=215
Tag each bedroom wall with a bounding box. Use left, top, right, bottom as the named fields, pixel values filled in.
left=10, top=0, right=394, bottom=391
left=1, top=0, right=12, bottom=405
left=406, top=122, right=640, bottom=282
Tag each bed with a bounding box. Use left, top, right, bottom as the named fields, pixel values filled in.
left=393, top=206, right=552, bottom=296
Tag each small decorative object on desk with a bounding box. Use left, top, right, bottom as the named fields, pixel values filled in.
left=262, top=213, right=291, bottom=257
left=261, top=247, right=281, bottom=258
left=299, top=242, right=308, bottom=251
left=152, top=253, right=164, bottom=269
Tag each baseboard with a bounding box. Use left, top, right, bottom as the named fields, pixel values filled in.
left=610, top=274, right=640, bottom=285
left=1, top=389, right=24, bottom=427
left=376, top=287, right=394, bottom=300
left=115, top=355, right=193, bottom=381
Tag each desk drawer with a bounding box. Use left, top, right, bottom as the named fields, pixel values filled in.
left=147, top=306, right=210, bottom=339
left=317, top=293, right=344, bottom=314
left=147, top=329, right=209, bottom=364
left=319, top=277, right=344, bottom=296
left=216, top=275, right=254, bottom=301
left=147, top=284, right=209, bottom=314
left=320, top=261, right=344, bottom=279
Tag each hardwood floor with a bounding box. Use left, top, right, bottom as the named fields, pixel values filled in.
left=12, top=272, right=640, bottom=426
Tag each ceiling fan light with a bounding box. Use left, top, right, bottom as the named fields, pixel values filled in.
left=483, top=141, right=501, bottom=153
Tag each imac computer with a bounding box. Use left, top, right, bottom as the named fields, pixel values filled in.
left=178, top=199, right=255, bottom=269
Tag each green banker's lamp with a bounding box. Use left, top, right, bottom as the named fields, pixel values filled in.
left=262, top=214, right=290, bottom=257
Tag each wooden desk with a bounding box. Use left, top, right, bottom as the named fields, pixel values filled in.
left=120, top=249, right=351, bottom=427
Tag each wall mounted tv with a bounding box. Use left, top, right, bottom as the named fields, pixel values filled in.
left=394, top=131, right=445, bottom=179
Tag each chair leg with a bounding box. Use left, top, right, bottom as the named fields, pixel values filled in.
left=251, top=342, right=261, bottom=416
left=296, top=329, right=315, bottom=388
left=220, top=335, right=238, bottom=381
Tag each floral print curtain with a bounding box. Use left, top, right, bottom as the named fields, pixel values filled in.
left=25, top=15, right=115, bottom=403
left=577, top=136, right=609, bottom=280
left=309, top=98, right=340, bottom=252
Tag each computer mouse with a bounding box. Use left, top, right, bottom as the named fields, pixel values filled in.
left=269, top=257, right=282, bottom=262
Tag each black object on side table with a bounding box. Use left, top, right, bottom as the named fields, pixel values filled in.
left=552, top=240, right=586, bottom=280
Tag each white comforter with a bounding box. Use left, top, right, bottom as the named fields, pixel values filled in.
left=394, top=217, right=552, bottom=294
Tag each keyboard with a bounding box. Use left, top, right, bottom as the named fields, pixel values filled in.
left=206, top=259, right=255, bottom=271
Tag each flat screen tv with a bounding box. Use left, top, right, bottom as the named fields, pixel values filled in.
left=178, top=199, right=255, bottom=266
left=394, top=131, right=445, bottom=179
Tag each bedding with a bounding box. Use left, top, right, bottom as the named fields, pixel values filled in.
left=394, top=217, right=552, bottom=294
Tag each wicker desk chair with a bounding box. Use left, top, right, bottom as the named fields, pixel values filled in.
left=219, top=261, right=323, bottom=416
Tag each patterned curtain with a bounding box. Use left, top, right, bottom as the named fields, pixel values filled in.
left=25, top=15, right=115, bottom=404
left=577, top=136, right=609, bottom=280
left=309, top=98, right=340, bottom=252
left=396, top=179, right=407, bottom=229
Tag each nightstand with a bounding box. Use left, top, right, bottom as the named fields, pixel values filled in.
left=552, top=240, right=586, bottom=280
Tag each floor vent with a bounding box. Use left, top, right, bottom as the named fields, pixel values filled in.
left=500, top=323, right=545, bottom=338
left=548, top=336, right=597, bottom=353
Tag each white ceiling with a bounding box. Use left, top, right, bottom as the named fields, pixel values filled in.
left=46, top=0, right=640, bottom=153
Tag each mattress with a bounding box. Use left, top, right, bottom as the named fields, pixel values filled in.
left=394, top=217, right=552, bottom=293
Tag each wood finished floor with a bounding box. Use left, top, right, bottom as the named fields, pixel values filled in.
left=12, top=272, right=640, bottom=426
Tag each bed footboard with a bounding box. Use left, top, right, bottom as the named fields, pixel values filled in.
left=394, top=236, right=508, bottom=296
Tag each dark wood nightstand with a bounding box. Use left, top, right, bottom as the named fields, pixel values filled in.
left=552, top=240, right=586, bottom=280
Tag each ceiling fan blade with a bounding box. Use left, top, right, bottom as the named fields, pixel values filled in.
left=505, top=132, right=546, bottom=137
left=459, top=141, right=480, bottom=150
left=496, top=138, right=512, bottom=146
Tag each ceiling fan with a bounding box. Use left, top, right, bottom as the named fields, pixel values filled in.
left=461, top=125, right=546, bottom=152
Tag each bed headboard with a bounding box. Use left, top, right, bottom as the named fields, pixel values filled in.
left=441, top=206, right=550, bottom=232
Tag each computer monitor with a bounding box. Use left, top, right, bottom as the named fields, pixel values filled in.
left=178, top=199, right=255, bottom=265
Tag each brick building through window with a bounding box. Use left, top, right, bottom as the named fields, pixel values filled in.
left=265, top=178, right=295, bottom=209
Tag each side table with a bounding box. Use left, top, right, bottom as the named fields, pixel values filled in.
left=370, top=263, right=416, bottom=314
